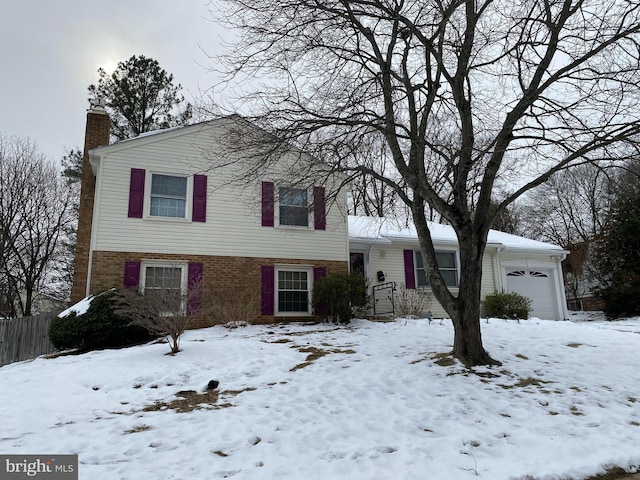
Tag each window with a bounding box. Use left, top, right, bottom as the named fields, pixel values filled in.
left=277, top=269, right=310, bottom=313
left=142, top=264, right=186, bottom=313
left=150, top=174, right=188, bottom=218
left=415, top=250, right=459, bottom=287
left=279, top=187, right=308, bottom=226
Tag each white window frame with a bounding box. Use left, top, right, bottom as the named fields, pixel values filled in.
left=277, top=186, right=310, bottom=228
left=146, top=172, right=192, bottom=221
left=140, top=261, right=188, bottom=314
left=415, top=250, right=460, bottom=288
left=274, top=265, right=313, bottom=316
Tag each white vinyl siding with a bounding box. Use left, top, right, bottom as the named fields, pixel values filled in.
left=364, top=243, right=495, bottom=318
left=90, top=119, right=348, bottom=262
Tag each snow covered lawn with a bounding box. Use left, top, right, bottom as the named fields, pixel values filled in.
left=2, top=317, right=640, bottom=479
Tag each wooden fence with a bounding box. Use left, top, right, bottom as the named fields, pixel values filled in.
left=0, top=311, right=60, bottom=367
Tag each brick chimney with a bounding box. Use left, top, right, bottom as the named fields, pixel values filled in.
left=70, top=102, right=110, bottom=303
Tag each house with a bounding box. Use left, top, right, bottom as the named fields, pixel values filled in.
left=348, top=216, right=569, bottom=320
left=71, top=106, right=349, bottom=326
left=71, top=105, right=569, bottom=325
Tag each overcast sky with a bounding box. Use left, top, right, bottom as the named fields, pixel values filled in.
left=0, top=0, right=229, bottom=161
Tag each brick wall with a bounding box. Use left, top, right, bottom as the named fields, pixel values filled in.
left=90, top=250, right=348, bottom=328
left=70, top=108, right=110, bottom=303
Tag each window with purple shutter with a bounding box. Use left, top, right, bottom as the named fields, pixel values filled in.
left=313, top=186, right=326, bottom=230
left=261, top=265, right=275, bottom=315
left=187, top=263, right=203, bottom=315
left=192, top=175, right=207, bottom=222
left=123, top=261, right=141, bottom=288
left=262, top=182, right=274, bottom=227
left=403, top=249, right=416, bottom=289
left=128, top=168, right=145, bottom=218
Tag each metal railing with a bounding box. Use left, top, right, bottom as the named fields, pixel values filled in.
left=372, top=282, right=396, bottom=315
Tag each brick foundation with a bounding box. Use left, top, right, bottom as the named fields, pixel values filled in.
left=89, top=250, right=347, bottom=328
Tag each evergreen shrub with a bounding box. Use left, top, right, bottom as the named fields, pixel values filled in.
left=482, top=291, right=532, bottom=320
left=48, top=290, right=151, bottom=351
left=312, top=272, right=368, bottom=324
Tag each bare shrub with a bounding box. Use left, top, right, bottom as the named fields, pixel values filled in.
left=209, top=286, right=260, bottom=325
left=114, top=280, right=203, bottom=354
left=395, top=284, right=432, bottom=319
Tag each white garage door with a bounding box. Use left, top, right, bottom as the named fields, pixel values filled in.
left=505, top=269, right=558, bottom=320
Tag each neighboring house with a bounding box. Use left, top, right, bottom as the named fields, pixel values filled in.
left=349, top=216, right=569, bottom=321
left=71, top=107, right=349, bottom=326
left=562, top=243, right=603, bottom=311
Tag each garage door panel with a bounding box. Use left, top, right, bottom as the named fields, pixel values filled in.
left=505, top=269, right=557, bottom=320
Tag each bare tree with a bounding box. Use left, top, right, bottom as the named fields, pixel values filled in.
left=520, top=164, right=616, bottom=248
left=212, top=0, right=640, bottom=365
left=0, top=134, right=73, bottom=317
left=114, top=275, right=203, bottom=354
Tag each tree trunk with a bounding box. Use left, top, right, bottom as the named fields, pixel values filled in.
left=450, top=302, right=499, bottom=367
left=448, top=230, right=500, bottom=367
left=415, top=211, right=500, bottom=367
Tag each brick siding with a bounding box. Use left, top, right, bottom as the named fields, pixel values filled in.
left=90, top=250, right=347, bottom=328
left=70, top=109, right=110, bottom=303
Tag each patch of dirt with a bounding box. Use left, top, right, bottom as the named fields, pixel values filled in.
left=274, top=328, right=340, bottom=337
left=124, top=424, right=152, bottom=434
left=289, top=345, right=356, bottom=371
left=499, top=376, right=550, bottom=390
left=584, top=467, right=635, bottom=480
left=431, top=352, right=455, bottom=367
left=142, top=387, right=257, bottom=413
left=570, top=405, right=584, bottom=416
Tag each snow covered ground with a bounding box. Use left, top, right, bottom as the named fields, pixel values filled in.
left=2, top=315, right=640, bottom=480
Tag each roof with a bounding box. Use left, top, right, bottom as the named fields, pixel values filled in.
left=348, top=215, right=567, bottom=254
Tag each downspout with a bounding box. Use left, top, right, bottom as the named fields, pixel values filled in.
left=492, top=246, right=503, bottom=292
left=555, top=253, right=569, bottom=320
left=85, top=152, right=102, bottom=297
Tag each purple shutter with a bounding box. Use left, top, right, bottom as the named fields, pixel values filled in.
left=187, top=262, right=203, bottom=315
left=128, top=168, right=145, bottom=218
left=313, top=186, right=326, bottom=230
left=313, top=267, right=326, bottom=281
left=123, top=261, right=141, bottom=288
left=192, top=175, right=207, bottom=222
left=262, top=181, right=275, bottom=227
left=313, top=267, right=327, bottom=315
left=261, top=265, right=275, bottom=315
left=403, top=249, right=416, bottom=289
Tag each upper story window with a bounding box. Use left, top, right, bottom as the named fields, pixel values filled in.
left=150, top=174, right=188, bottom=218
left=415, top=250, right=459, bottom=288
left=279, top=187, right=309, bottom=227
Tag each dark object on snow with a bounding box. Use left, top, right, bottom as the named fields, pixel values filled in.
left=206, top=380, right=219, bottom=391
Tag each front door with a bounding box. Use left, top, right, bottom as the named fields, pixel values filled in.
left=350, top=252, right=365, bottom=276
